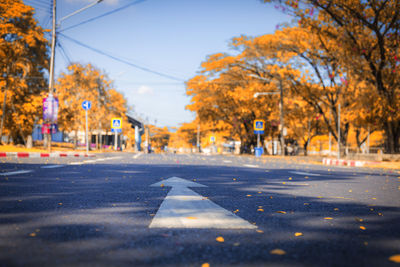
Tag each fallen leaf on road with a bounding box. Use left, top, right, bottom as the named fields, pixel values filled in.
left=334, top=208, right=339, bottom=211
left=256, top=229, right=264, bottom=233
left=282, top=182, right=286, bottom=185
left=294, top=232, right=303, bottom=237
left=160, top=184, right=164, bottom=188
left=257, top=208, right=264, bottom=212
left=201, top=263, right=210, bottom=267
left=360, top=226, right=366, bottom=230
left=288, top=177, right=292, bottom=180
left=29, top=233, right=36, bottom=237
left=246, top=194, right=252, bottom=197
left=233, top=209, right=239, bottom=213
left=216, top=236, right=224, bottom=242
left=355, top=217, right=364, bottom=222
left=270, top=249, right=286, bottom=255
left=276, top=211, right=287, bottom=214
left=389, top=255, right=400, bottom=263
left=304, top=203, right=310, bottom=206
left=324, top=217, right=333, bottom=220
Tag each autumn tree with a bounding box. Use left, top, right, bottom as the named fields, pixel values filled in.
left=265, top=0, right=400, bottom=152
left=0, top=0, right=48, bottom=144
left=55, top=63, right=130, bottom=149
left=187, top=53, right=283, bottom=153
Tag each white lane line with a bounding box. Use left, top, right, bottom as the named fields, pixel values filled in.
left=0, top=170, right=33, bottom=176
left=290, top=171, right=321, bottom=176
left=69, top=162, right=83, bottom=165
left=243, top=164, right=259, bottom=168
left=83, top=160, right=97, bottom=163
left=133, top=154, right=142, bottom=159
left=223, top=160, right=232, bottom=163
left=149, top=177, right=257, bottom=229
left=41, top=165, right=65, bottom=169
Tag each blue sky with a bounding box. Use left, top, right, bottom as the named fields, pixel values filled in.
left=26, top=0, right=291, bottom=127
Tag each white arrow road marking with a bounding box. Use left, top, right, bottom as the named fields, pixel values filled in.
left=149, top=177, right=257, bottom=229
left=0, top=170, right=33, bottom=176
left=289, top=171, right=321, bottom=176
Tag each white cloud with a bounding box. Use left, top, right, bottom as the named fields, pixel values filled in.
left=137, top=85, right=154, bottom=95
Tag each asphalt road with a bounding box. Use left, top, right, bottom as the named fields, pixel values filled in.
left=0, top=153, right=399, bottom=267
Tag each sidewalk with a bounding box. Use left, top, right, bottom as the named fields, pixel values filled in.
left=257, top=154, right=400, bottom=170
left=0, top=145, right=95, bottom=158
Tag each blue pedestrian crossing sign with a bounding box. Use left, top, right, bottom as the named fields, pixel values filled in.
left=111, top=117, right=122, bottom=129
left=254, top=120, right=265, bottom=134
left=81, top=100, right=91, bottom=110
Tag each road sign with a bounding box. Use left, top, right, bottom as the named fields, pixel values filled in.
left=254, top=120, right=265, bottom=135
left=111, top=128, right=122, bottom=133
left=82, top=100, right=91, bottom=110
left=43, top=94, right=59, bottom=123
left=254, top=120, right=265, bottom=130
left=149, top=177, right=257, bottom=229
left=210, top=136, right=216, bottom=142
left=111, top=118, right=122, bottom=129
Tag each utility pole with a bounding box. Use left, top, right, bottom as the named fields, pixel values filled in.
left=49, top=0, right=56, bottom=94
left=45, top=0, right=57, bottom=152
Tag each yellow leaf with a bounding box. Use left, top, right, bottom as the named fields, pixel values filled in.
left=256, top=229, right=264, bottom=233
left=216, top=236, right=224, bottom=242
left=270, top=249, right=286, bottom=255
left=29, top=233, right=36, bottom=237
left=276, top=211, right=287, bottom=214
left=355, top=217, right=364, bottom=222
left=160, top=184, right=164, bottom=188
left=246, top=194, right=252, bottom=197
left=233, top=209, right=239, bottom=213
left=324, top=217, right=333, bottom=220
left=294, top=232, right=303, bottom=236
left=201, top=263, right=210, bottom=267
left=360, top=226, right=366, bottom=230
left=257, top=208, right=264, bottom=212
left=389, top=255, right=400, bottom=263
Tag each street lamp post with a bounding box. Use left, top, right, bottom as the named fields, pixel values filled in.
left=251, top=75, right=286, bottom=156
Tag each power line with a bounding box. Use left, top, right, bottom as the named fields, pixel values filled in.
left=59, top=0, right=147, bottom=33
left=59, top=33, right=185, bottom=82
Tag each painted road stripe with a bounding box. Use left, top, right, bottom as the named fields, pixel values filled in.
left=243, top=164, right=259, bottom=168
left=133, top=154, right=142, bottom=159
left=0, top=170, right=33, bottom=176
left=290, top=171, right=321, bottom=176
left=69, top=162, right=83, bottom=165
left=40, top=165, right=65, bottom=169
left=149, top=177, right=257, bottom=229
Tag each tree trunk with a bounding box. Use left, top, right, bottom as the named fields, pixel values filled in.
left=303, top=139, right=309, bottom=156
